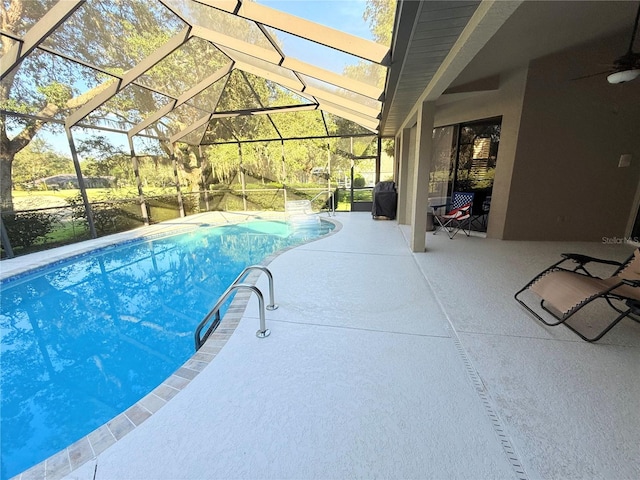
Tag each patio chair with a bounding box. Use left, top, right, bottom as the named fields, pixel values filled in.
left=514, top=249, right=640, bottom=341
left=432, top=192, right=475, bottom=239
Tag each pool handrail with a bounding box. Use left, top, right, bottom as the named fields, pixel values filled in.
left=310, top=190, right=336, bottom=216
left=194, top=265, right=277, bottom=350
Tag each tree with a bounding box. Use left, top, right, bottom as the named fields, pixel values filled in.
left=1, top=0, right=395, bottom=214
left=0, top=0, right=169, bottom=210
left=75, top=135, right=134, bottom=187
left=2, top=4, right=89, bottom=206
left=12, top=138, right=73, bottom=186
left=364, top=0, right=397, bottom=46
left=0, top=0, right=205, bottom=211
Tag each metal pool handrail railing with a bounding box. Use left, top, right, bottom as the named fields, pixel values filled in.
left=194, top=265, right=278, bottom=350
left=310, top=190, right=336, bottom=216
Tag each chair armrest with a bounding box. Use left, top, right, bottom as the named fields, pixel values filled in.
left=560, top=253, right=622, bottom=267
left=431, top=204, right=448, bottom=215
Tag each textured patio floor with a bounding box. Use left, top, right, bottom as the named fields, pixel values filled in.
left=12, top=212, right=640, bottom=479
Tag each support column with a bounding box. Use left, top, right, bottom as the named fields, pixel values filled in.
left=238, top=143, right=247, bottom=211
left=409, top=101, right=436, bottom=252
left=170, top=143, right=185, bottom=218
left=198, top=145, right=210, bottom=212
left=396, top=127, right=412, bottom=225
left=327, top=143, right=333, bottom=211
left=375, top=136, right=381, bottom=185
left=280, top=140, right=287, bottom=181
left=66, top=126, right=97, bottom=238
left=129, top=136, right=149, bottom=225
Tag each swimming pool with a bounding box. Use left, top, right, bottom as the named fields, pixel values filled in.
left=0, top=219, right=334, bottom=480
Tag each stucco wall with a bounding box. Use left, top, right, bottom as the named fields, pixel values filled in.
left=503, top=34, right=640, bottom=241
left=434, top=67, right=529, bottom=239
left=402, top=126, right=417, bottom=225
left=431, top=32, right=640, bottom=241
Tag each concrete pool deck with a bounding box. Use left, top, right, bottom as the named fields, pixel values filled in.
left=6, top=212, right=640, bottom=479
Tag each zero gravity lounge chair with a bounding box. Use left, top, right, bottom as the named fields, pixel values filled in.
left=515, top=249, right=640, bottom=342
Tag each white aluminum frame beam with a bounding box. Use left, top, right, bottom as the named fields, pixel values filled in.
left=234, top=60, right=304, bottom=92
left=234, top=61, right=379, bottom=130
left=282, top=57, right=384, bottom=101
left=1, top=0, right=85, bottom=80
left=66, top=26, right=191, bottom=128
left=128, top=61, right=233, bottom=137
left=198, top=0, right=390, bottom=66
left=316, top=101, right=379, bottom=132
left=210, top=104, right=318, bottom=118
left=216, top=39, right=384, bottom=101
left=303, top=86, right=380, bottom=119
left=190, top=25, right=282, bottom=64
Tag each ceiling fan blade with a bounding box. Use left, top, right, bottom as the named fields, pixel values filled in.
left=571, top=69, right=613, bottom=81
left=572, top=4, right=640, bottom=82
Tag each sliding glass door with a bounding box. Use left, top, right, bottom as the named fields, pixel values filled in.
left=429, top=117, right=502, bottom=231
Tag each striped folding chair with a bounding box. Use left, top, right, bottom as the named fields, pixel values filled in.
left=432, top=192, right=475, bottom=239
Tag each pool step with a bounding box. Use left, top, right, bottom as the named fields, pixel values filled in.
left=285, top=200, right=321, bottom=229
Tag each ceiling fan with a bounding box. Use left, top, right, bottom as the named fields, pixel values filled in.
left=575, top=3, right=640, bottom=83
left=604, top=2, right=640, bottom=83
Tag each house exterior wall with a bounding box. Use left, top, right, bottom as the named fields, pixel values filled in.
left=424, top=32, right=640, bottom=242
left=503, top=33, right=640, bottom=241
left=433, top=67, right=529, bottom=239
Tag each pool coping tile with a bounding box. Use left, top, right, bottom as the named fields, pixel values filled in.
left=17, top=462, right=45, bottom=480
left=86, top=426, right=116, bottom=457
left=124, top=403, right=153, bottom=427
left=106, top=414, right=135, bottom=441
left=44, top=450, right=70, bottom=480
left=67, top=438, right=93, bottom=470
left=137, top=392, right=167, bottom=414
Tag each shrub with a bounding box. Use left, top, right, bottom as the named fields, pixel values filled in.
left=3, top=211, right=56, bottom=248
left=353, top=175, right=366, bottom=187
left=92, top=204, right=143, bottom=235
left=66, top=193, right=144, bottom=236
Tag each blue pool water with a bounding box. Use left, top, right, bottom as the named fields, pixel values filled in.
left=0, top=219, right=333, bottom=480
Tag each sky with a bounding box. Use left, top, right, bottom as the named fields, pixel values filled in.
left=258, top=0, right=372, bottom=39
left=257, top=0, right=375, bottom=74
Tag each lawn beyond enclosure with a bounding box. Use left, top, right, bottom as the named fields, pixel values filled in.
left=2, top=183, right=357, bottom=258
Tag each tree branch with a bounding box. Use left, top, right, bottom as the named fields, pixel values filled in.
left=8, top=102, right=58, bottom=153
left=6, top=79, right=117, bottom=156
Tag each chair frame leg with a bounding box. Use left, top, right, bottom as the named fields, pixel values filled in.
left=515, top=288, right=633, bottom=342
left=433, top=216, right=472, bottom=239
